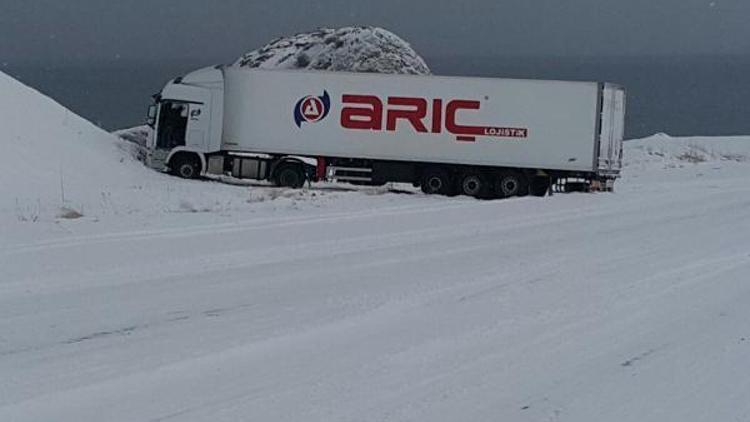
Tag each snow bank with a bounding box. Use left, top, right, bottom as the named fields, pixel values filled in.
left=235, top=26, right=430, bottom=75
left=0, top=71, right=153, bottom=220
left=625, top=133, right=750, bottom=167
left=0, top=72, right=255, bottom=224
left=114, top=125, right=151, bottom=149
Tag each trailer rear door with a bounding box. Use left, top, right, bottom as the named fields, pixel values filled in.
left=598, top=84, right=626, bottom=177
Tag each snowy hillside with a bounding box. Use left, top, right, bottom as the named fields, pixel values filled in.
left=3, top=71, right=750, bottom=421
left=626, top=132, right=750, bottom=166
left=0, top=71, right=338, bottom=227
left=0, top=71, right=144, bottom=219
left=235, top=26, right=431, bottom=75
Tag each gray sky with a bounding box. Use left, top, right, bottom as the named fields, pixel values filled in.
left=2, top=0, right=749, bottom=64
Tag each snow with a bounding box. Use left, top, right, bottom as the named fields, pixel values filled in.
left=0, top=71, right=342, bottom=231
left=0, top=70, right=142, bottom=219
left=235, top=26, right=431, bottom=75
left=626, top=132, right=750, bottom=166
left=3, top=71, right=750, bottom=422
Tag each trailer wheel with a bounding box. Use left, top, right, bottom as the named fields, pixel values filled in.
left=420, top=168, right=452, bottom=195
left=495, top=171, right=528, bottom=198
left=274, top=164, right=305, bottom=189
left=171, top=153, right=201, bottom=179
left=459, top=173, right=487, bottom=198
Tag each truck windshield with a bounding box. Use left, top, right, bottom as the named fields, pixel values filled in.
left=156, top=101, right=189, bottom=150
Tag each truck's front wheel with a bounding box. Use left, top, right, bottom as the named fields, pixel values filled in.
left=170, top=154, right=202, bottom=179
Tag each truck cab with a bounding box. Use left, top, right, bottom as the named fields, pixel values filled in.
left=146, top=66, right=314, bottom=186
left=146, top=66, right=224, bottom=177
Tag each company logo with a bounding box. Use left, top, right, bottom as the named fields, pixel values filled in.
left=340, top=95, right=528, bottom=142
left=293, top=91, right=528, bottom=141
left=294, top=91, right=331, bottom=128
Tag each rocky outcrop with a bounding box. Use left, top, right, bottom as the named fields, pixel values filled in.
left=235, top=26, right=430, bottom=75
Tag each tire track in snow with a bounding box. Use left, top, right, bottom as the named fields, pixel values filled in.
left=1, top=200, right=472, bottom=255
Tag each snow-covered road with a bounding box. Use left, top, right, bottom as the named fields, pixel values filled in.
left=3, top=155, right=750, bottom=421
left=3, top=69, right=750, bottom=421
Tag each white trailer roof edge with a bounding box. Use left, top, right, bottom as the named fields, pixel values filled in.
left=221, top=65, right=615, bottom=88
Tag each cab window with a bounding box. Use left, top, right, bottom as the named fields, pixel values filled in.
left=156, top=101, right=189, bottom=149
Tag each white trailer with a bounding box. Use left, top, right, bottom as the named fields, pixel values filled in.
left=146, top=66, right=625, bottom=198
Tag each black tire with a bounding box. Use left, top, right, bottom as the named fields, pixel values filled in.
left=458, top=173, right=487, bottom=198
left=495, top=171, right=529, bottom=198
left=171, top=154, right=201, bottom=179
left=274, top=164, right=306, bottom=188
left=420, top=168, right=453, bottom=195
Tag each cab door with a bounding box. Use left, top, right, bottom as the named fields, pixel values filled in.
left=185, top=89, right=213, bottom=152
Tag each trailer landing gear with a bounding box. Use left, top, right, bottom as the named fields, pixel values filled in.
left=529, top=176, right=552, bottom=197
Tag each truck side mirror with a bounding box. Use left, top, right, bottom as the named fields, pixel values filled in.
left=146, top=105, right=157, bottom=126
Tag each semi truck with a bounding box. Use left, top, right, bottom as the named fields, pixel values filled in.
left=145, top=66, right=625, bottom=198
